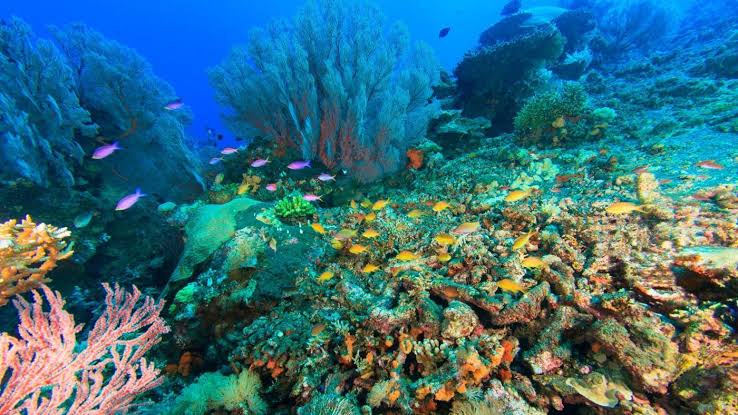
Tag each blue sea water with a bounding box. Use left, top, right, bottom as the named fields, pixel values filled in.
left=2, top=0, right=529, bottom=146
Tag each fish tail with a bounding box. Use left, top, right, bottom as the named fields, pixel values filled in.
left=136, top=187, right=147, bottom=197
left=306, top=160, right=311, bottom=167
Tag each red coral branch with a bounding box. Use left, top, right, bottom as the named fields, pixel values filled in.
left=0, top=283, right=169, bottom=415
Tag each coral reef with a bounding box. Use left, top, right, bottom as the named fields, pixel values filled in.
left=0, top=216, right=73, bottom=305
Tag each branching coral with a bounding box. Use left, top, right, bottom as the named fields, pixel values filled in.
left=0, top=216, right=73, bottom=306
left=209, top=0, right=440, bottom=183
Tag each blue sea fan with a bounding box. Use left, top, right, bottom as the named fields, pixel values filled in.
left=209, top=0, right=440, bottom=183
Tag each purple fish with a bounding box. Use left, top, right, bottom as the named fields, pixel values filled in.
left=317, top=173, right=335, bottom=181
left=266, top=183, right=277, bottom=192
left=163, top=99, right=184, bottom=110
left=221, top=147, right=238, bottom=155
left=92, top=141, right=122, bottom=159
left=251, top=157, right=270, bottom=167
left=439, top=27, right=451, bottom=38
left=287, top=160, right=311, bottom=170
left=115, top=188, right=146, bottom=211
left=303, top=194, right=322, bottom=202
left=209, top=157, right=223, bottom=165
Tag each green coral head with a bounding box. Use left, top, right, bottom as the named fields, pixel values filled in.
left=274, top=192, right=317, bottom=218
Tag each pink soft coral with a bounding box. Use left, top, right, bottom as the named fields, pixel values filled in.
left=0, top=283, right=169, bottom=415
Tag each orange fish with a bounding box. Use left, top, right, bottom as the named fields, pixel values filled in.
left=407, top=209, right=425, bottom=219
left=362, top=229, right=380, bottom=239
left=395, top=251, right=419, bottom=261
left=555, top=173, right=583, bottom=183
left=310, top=223, right=327, bottom=234
left=633, top=165, right=650, bottom=174
left=452, top=222, right=480, bottom=235
left=364, top=212, right=377, bottom=222
left=511, top=231, right=535, bottom=251
left=434, top=233, right=456, bottom=246
left=696, top=160, right=724, bottom=170
left=605, top=202, right=644, bottom=214
left=349, top=244, right=368, bottom=254
left=432, top=201, right=450, bottom=212
left=361, top=263, right=380, bottom=273
left=521, top=256, right=546, bottom=269
left=335, top=229, right=357, bottom=240
left=505, top=189, right=533, bottom=202
left=497, top=278, right=526, bottom=293
left=372, top=199, right=390, bottom=210
left=311, top=324, right=326, bottom=336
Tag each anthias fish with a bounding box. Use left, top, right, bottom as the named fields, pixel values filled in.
left=163, top=98, right=184, bottom=110
left=115, top=188, right=145, bottom=211
left=317, top=173, right=336, bottom=181
left=92, top=142, right=121, bottom=159
left=303, top=194, right=322, bottom=202
left=221, top=147, right=238, bottom=155
left=251, top=158, right=270, bottom=167
left=288, top=160, right=311, bottom=170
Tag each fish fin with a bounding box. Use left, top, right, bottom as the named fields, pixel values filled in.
left=136, top=187, right=147, bottom=197
left=306, top=160, right=311, bottom=167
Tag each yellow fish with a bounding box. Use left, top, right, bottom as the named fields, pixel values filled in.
left=497, top=278, right=526, bottom=293
left=214, top=173, right=224, bottom=184
left=237, top=182, right=249, bottom=195
left=395, top=251, right=419, bottom=261
left=521, top=256, right=546, bottom=269
left=330, top=239, right=344, bottom=250
left=311, top=223, right=327, bottom=234
left=434, top=233, right=456, bottom=246
left=317, top=271, right=335, bottom=282
left=269, top=238, right=277, bottom=252
left=452, top=221, right=480, bottom=235
left=335, top=228, right=357, bottom=240
left=350, top=200, right=358, bottom=209
left=372, top=199, right=390, bottom=211
left=360, top=199, right=372, bottom=209
left=364, top=212, right=377, bottom=222
left=349, top=244, right=368, bottom=254
left=407, top=209, right=425, bottom=219
left=505, top=189, right=533, bottom=202
left=605, top=202, right=644, bottom=214
left=432, top=201, right=450, bottom=212
left=438, top=252, right=452, bottom=262
left=552, top=116, right=565, bottom=128
left=362, top=229, right=380, bottom=238
left=512, top=231, right=535, bottom=251
left=362, top=263, right=380, bottom=273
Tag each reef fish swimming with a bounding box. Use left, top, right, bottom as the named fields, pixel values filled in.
left=303, top=194, right=322, bottom=202
left=163, top=98, right=184, bottom=110
left=221, top=147, right=238, bottom=155
left=250, top=158, right=270, bottom=167
left=266, top=183, right=277, bottom=192
left=317, top=173, right=336, bottom=181
left=438, top=27, right=451, bottom=38
left=287, top=160, right=311, bottom=170
left=73, top=211, right=94, bottom=228
left=605, top=202, right=644, bottom=214
left=92, top=141, right=121, bottom=159
left=115, top=188, right=145, bottom=211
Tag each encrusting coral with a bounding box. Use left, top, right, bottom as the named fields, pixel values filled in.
left=0, top=215, right=73, bottom=306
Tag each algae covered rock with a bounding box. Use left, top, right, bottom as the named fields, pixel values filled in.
left=170, top=197, right=263, bottom=282
left=441, top=300, right=480, bottom=339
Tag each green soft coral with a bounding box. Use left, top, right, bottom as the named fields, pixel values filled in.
left=163, top=370, right=267, bottom=415
left=274, top=193, right=317, bottom=219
